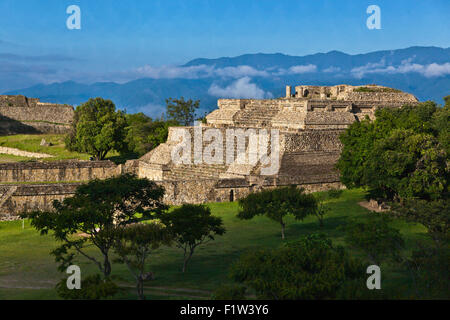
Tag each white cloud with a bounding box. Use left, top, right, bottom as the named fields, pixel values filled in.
left=275, top=64, right=317, bottom=75
left=288, top=64, right=317, bottom=74
left=351, top=58, right=450, bottom=78
left=214, top=65, right=269, bottom=78
left=208, top=77, right=272, bottom=99
left=112, top=63, right=317, bottom=82
left=419, top=63, right=450, bottom=77
left=323, top=66, right=341, bottom=73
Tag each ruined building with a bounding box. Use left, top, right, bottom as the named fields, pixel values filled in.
left=0, top=95, right=73, bottom=135
left=0, top=85, right=419, bottom=220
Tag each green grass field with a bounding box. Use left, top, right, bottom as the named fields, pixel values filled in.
left=0, top=134, right=122, bottom=162
left=0, top=189, right=429, bottom=300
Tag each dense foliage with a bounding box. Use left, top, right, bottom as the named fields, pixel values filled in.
left=55, top=274, right=119, bottom=300
left=230, top=234, right=364, bottom=299
left=124, top=112, right=179, bottom=156
left=337, top=97, right=449, bottom=298
left=165, top=97, right=200, bottom=126
left=65, top=98, right=129, bottom=160
left=345, top=212, right=405, bottom=264
left=238, top=186, right=318, bottom=239
left=337, top=99, right=449, bottom=201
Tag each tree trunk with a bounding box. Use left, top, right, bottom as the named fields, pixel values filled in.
left=103, top=254, right=112, bottom=277
left=281, top=222, right=285, bottom=240
left=182, top=250, right=194, bottom=273
left=137, top=278, right=145, bottom=300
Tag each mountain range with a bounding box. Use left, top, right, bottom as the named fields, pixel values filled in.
left=4, top=46, right=450, bottom=118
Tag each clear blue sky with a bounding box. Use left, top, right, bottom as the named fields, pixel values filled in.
left=0, top=0, right=449, bottom=89
left=1, top=1, right=449, bottom=66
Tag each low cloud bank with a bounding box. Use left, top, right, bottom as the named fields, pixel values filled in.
left=208, top=77, right=273, bottom=99
left=351, top=58, right=450, bottom=78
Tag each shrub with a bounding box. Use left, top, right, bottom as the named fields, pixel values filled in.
left=230, top=234, right=365, bottom=299
left=327, top=189, right=343, bottom=199
left=56, top=274, right=119, bottom=300
left=211, top=285, right=247, bottom=300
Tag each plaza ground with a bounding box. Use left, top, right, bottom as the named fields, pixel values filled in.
left=0, top=189, right=428, bottom=300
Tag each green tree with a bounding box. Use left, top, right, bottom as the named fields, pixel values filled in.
left=345, top=212, right=405, bottom=264
left=230, top=234, right=364, bottom=299
left=147, top=119, right=179, bottom=150
left=124, top=112, right=180, bottom=156
left=23, top=174, right=167, bottom=278
left=114, top=221, right=173, bottom=300
left=65, top=97, right=129, bottom=160
left=124, top=112, right=154, bottom=156
left=390, top=199, right=449, bottom=245
left=165, top=97, right=200, bottom=126
left=406, top=243, right=450, bottom=299
left=237, top=186, right=317, bottom=239
left=337, top=101, right=448, bottom=201
left=313, top=193, right=330, bottom=228
left=159, top=204, right=225, bottom=273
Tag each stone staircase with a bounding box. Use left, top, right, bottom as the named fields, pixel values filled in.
left=163, top=163, right=228, bottom=181
left=234, top=103, right=281, bottom=127
left=277, top=152, right=340, bottom=177
left=0, top=185, right=17, bottom=219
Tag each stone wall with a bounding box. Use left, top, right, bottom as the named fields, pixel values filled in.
left=282, top=130, right=343, bottom=152
left=0, top=177, right=344, bottom=220
left=0, top=95, right=74, bottom=134
left=0, top=160, right=121, bottom=183
left=0, top=184, right=80, bottom=220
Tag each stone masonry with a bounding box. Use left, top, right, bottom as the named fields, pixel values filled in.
left=0, top=95, right=74, bottom=135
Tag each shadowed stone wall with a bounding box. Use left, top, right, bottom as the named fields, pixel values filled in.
left=0, top=95, right=74, bottom=134
left=0, top=161, right=121, bottom=183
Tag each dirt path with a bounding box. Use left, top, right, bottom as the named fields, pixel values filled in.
left=0, top=146, right=52, bottom=159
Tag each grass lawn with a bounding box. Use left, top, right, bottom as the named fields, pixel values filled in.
left=0, top=134, right=122, bottom=162
left=0, top=154, right=33, bottom=163
left=0, top=189, right=429, bottom=300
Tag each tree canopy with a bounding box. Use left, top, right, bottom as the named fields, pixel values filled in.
left=65, top=97, right=129, bottom=160
left=23, top=174, right=167, bottom=277
left=237, top=186, right=318, bottom=239
left=230, top=234, right=364, bottom=299
left=345, top=212, right=405, bottom=264
left=114, top=221, right=173, bottom=299
left=165, top=97, right=200, bottom=126
left=124, top=113, right=179, bottom=156
left=159, top=204, right=225, bottom=272
left=337, top=100, right=449, bottom=201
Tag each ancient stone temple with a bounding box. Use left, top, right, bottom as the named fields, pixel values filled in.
left=0, top=85, right=419, bottom=219
left=137, top=84, right=418, bottom=203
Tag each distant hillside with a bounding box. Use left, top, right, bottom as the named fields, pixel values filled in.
left=5, top=46, right=450, bottom=118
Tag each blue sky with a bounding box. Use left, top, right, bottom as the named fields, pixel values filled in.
left=0, top=0, right=449, bottom=91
